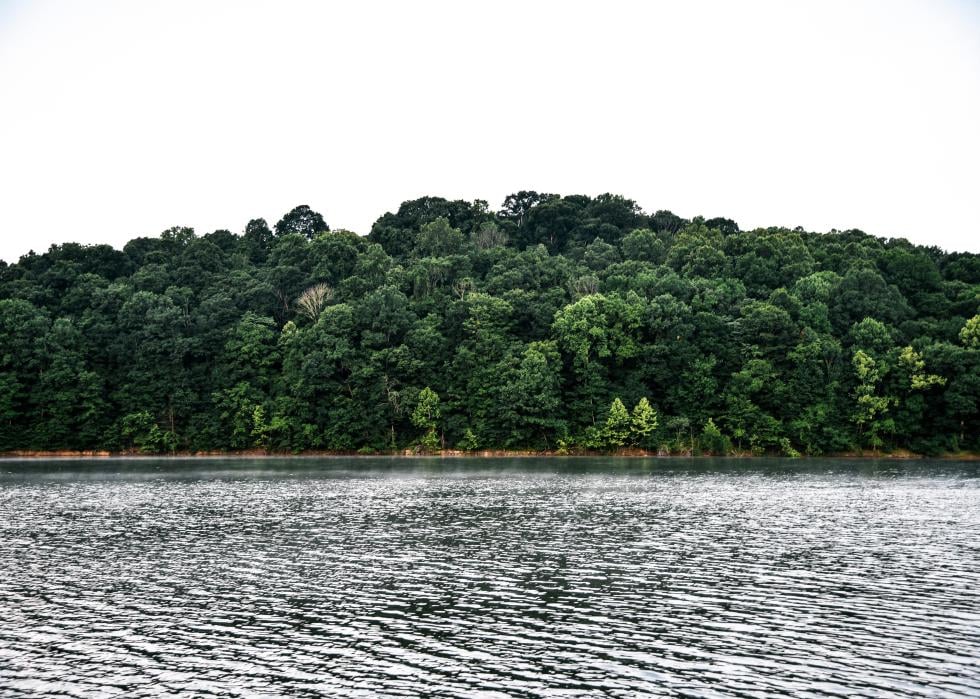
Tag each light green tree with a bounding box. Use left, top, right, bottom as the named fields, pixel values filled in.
left=898, top=345, right=946, bottom=390
left=603, top=398, right=631, bottom=448
left=251, top=405, right=288, bottom=450
left=958, top=315, right=980, bottom=349
left=458, top=428, right=479, bottom=451
left=852, top=350, right=897, bottom=453
left=629, top=397, right=658, bottom=448
left=412, top=387, right=442, bottom=451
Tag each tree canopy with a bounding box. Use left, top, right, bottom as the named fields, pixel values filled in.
left=1, top=195, right=978, bottom=456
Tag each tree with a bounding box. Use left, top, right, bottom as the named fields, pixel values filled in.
left=415, top=217, right=466, bottom=257
left=704, top=217, right=739, bottom=235
left=295, top=283, right=333, bottom=323
left=502, top=341, right=566, bottom=447
left=275, top=205, right=328, bottom=240
left=722, top=359, right=784, bottom=454
left=629, top=398, right=658, bottom=448
left=700, top=418, right=730, bottom=455
left=732, top=230, right=814, bottom=294
left=665, top=416, right=694, bottom=454
left=960, top=315, right=980, bottom=348
left=0, top=299, right=49, bottom=450
left=851, top=350, right=897, bottom=453
left=898, top=346, right=945, bottom=390
left=120, top=411, right=177, bottom=453
left=603, top=398, right=630, bottom=448
left=620, top=228, right=665, bottom=263
left=499, top=191, right=552, bottom=227
left=243, top=218, right=274, bottom=262
left=31, top=318, right=107, bottom=449
left=212, top=382, right=263, bottom=450
left=830, top=267, right=910, bottom=333
left=369, top=197, right=492, bottom=258
left=472, top=222, right=509, bottom=250
left=520, top=196, right=584, bottom=251
left=0, top=188, right=977, bottom=456
left=458, top=428, right=479, bottom=451
left=412, top=387, right=442, bottom=451
left=649, top=210, right=688, bottom=235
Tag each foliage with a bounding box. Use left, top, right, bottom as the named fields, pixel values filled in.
left=458, top=428, right=479, bottom=452
left=1, top=196, right=978, bottom=455
left=960, top=315, right=980, bottom=349
left=412, top=386, right=441, bottom=451
left=629, top=398, right=658, bottom=448
left=603, top=398, right=631, bottom=448
left=700, top=418, right=730, bottom=455
left=851, top=350, right=897, bottom=453
left=275, top=205, right=328, bottom=240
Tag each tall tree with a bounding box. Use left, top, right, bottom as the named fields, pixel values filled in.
left=275, top=205, right=328, bottom=240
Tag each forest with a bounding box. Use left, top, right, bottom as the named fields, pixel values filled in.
left=1, top=193, right=978, bottom=456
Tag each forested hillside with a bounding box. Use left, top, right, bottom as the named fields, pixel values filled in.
left=1, top=193, right=978, bottom=455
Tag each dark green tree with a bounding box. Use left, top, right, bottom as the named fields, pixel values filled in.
left=275, top=205, right=328, bottom=240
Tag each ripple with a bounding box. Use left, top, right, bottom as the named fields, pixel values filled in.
left=0, top=459, right=978, bottom=697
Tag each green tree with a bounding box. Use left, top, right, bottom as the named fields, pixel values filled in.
left=629, top=397, right=658, bottom=448
left=501, top=341, right=566, bottom=448
left=0, top=188, right=977, bottom=457
left=700, top=418, right=730, bottom=455
left=603, top=398, right=631, bottom=448
left=31, top=318, right=108, bottom=449
left=415, top=217, right=466, bottom=257
left=458, top=428, right=479, bottom=451
left=960, top=315, right=980, bottom=348
left=412, top=387, right=442, bottom=451
left=120, top=411, right=177, bottom=453
left=851, top=350, right=897, bottom=453
left=0, top=299, right=49, bottom=450
left=898, top=346, right=945, bottom=390
left=275, top=205, right=328, bottom=240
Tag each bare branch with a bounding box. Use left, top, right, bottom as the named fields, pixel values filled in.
left=472, top=222, right=508, bottom=250
left=295, top=282, right=334, bottom=322
left=568, top=275, right=599, bottom=299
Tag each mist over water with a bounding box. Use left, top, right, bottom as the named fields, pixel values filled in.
left=1, top=458, right=978, bottom=697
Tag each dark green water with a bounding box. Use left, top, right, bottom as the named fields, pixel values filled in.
left=1, top=457, right=978, bottom=697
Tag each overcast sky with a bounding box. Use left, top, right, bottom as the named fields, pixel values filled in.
left=1, top=0, right=978, bottom=263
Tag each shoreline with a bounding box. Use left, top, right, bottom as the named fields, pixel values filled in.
left=2, top=449, right=979, bottom=460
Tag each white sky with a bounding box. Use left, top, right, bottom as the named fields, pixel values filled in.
left=1, top=0, right=979, bottom=263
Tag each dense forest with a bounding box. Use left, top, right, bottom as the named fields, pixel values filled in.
left=1, top=193, right=978, bottom=456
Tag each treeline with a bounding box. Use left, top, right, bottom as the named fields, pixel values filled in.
left=1, top=193, right=978, bottom=455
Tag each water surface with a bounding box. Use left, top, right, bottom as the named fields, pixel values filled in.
left=1, top=457, right=978, bottom=697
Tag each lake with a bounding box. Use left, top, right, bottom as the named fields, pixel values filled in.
left=1, top=457, right=978, bottom=697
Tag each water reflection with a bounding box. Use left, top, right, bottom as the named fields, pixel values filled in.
left=1, top=458, right=978, bottom=697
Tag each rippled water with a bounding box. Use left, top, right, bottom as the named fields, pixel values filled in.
left=1, top=458, right=978, bottom=697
